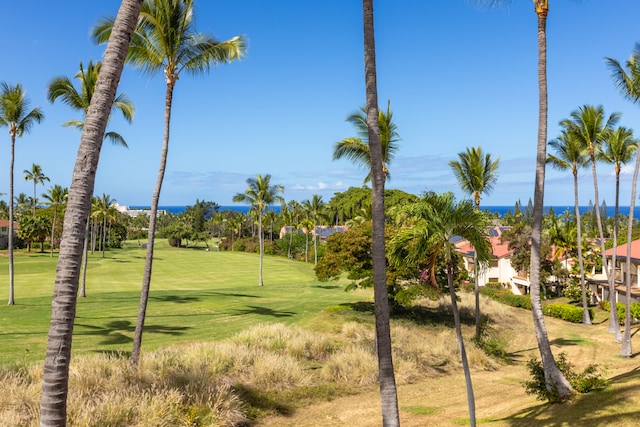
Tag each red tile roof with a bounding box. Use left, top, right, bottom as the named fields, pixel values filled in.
left=0, top=219, right=18, bottom=229
left=605, top=239, right=640, bottom=261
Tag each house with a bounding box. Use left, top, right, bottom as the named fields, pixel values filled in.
left=454, top=226, right=523, bottom=293
left=592, top=240, right=640, bottom=304
left=0, top=219, right=19, bottom=249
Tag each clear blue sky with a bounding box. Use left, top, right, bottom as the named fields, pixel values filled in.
left=3, top=0, right=640, bottom=208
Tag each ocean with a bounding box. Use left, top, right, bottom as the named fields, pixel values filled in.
left=129, top=205, right=640, bottom=218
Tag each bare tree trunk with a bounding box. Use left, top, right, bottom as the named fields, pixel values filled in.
left=621, top=151, right=639, bottom=357
left=39, top=1, right=142, bottom=424
left=363, top=1, right=400, bottom=425
left=8, top=136, right=15, bottom=305
left=79, top=215, right=90, bottom=298
left=573, top=172, right=591, bottom=324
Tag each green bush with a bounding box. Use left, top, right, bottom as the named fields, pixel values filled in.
left=523, top=352, right=608, bottom=402
left=600, top=301, right=640, bottom=325
left=481, top=286, right=531, bottom=310
left=544, top=303, right=593, bottom=323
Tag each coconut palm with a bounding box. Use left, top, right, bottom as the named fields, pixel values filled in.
left=42, top=184, right=69, bottom=256
left=23, top=163, right=50, bottom=213
left=233, top=174, right=284, bottom=285
left=92, top=194, right=116, bottom=258
left=39, top=1, right=142, bottom=423
left=562, top=104, right=620, bottom=339
left=606, top=44, right=640, bottom=357
left=302, top=194, right=325, bottom=265
left=333, top=99, right=400, bottom=183
left=0, top=82, right=45, bottom=306
left=362, top=1, right=400, bottom=425
left=547, top=129, right=591, bottom=324
left=94, top=0, right=246, bottom=369
left=390, top=192, right=492, bottom=427
left=449, top=146, right=499, bottom=340
left=48, top=59, right=134, bottom=147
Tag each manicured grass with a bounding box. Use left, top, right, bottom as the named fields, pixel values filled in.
left=0, top=240, right=370, bottom=365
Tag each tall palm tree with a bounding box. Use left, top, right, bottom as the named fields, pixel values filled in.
left=48, top=59, right=134, bottom=147
left=527, top=0, right=575, bottom=400
left=449, top=146, right=499, bottom=340
left=92, top=194, right=116, bottom=258
left=390, top=192, right=492, bottom=427
left=38, top=1, right=142, bottom=423
left=606, top=44, right=640, bottom=357
left=23, top=163, right=50, bottom=214
left=0, top=82, right=45, bottom=306
left=562, top=104, right=620, bottom=339
left=547, top=129, right=591, bottom=324
left=333, top=99, right=400, bottom=183
left=94, top=0, right=246, bottom=369
left=302, top=194, right=325, bottom=265
left=362, top=1, right=399, bottom=425
left=42, top=184, right=69, bottom=257
left=233, top=174, right=284, bottom=285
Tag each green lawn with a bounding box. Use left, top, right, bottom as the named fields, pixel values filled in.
left=0, top=240, right=370, bottom=365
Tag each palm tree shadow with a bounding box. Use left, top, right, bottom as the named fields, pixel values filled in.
left=233, top=306, right=296, bottom=318
left=74, top=319, right=190, bottom=345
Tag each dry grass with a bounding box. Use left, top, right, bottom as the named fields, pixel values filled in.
left=2, top=293, right=639, bottom=426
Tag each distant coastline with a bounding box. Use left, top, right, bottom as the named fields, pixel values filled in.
left=126, top=205, right=640, bottom=218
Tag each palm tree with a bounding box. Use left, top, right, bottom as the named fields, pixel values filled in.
left=23, top=163, right=50, bottom=214
left=39, top=1, right=142, bottom=423
left=362, top=1, right=400, bottom=425
left=527, top=0, right=575, bottom=400
left=562, top=104, right=620, bottom=339
left=48, top=59, right=134, bottom=147
left=449, top=146, right=499, bottom=340
left=333, top=99, right=400, bottom=183
left=390, top=192, right=492, bottom=427
left=233, top=174, right=284, bottom=285
left=0, top=82, right=45, bottom=306
left=42, top=184, right=68, bottom=257
left=606, top=44, right=640, bottom=357
left=302, top=194, right=325, bottom=265
left=92, top=194, right=116, bottom=258
left=547, top=129, right=591, bottom=324
left=93, top=0, right=246, bottom=369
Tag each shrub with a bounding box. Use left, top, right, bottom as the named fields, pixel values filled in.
left=544, top=303, right=593, bottom=323
left=600, top=301, right=640, bottom=325
left=523, top=352, right=608, bottom=402
left=563, top=280, right=592, bottom=302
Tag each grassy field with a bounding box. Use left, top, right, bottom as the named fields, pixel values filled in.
left=1, top=241, right=639, bottom=426
left=0, top=240, right=370, bottom=365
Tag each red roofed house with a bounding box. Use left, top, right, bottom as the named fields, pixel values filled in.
left=455, top=226, right=524, bottom=294
left=597, top=239, right=640, bottom=304
left=0, top=219, right=19, bottom=250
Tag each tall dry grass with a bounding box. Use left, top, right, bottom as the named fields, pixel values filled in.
left=0, top=294, right=501, bottom=426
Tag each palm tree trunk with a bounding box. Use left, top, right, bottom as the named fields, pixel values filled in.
left=258, top=209, right=264, bottom=286
left=131, top=74, right=176, bottom=369
left=447, top=260, right=476, bottom=426
left=101, top=215, right=107, bottom=258
left=530, top=5, right=574, bottom=400
left=79, top=216, right=89, bottom=298
left=313, top=218, right=318, bottom=265
left=574, top=172, right=591, bottom=324
left=50, top=207, right=57, bottom=257
left=8, top=136, right=15, bottom=305
left=621, top=153, right=639, bottom=357
left=363, top=1, right=399, bottom=425
left=39, top=2, right=141, bottom=424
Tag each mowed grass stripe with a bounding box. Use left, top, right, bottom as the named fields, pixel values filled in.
left=0, top=240, right=370, bottom=364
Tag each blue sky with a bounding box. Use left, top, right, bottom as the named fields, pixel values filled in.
left=3, top=0, right=640, bottom=208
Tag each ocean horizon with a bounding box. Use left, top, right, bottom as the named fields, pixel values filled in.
left=128, top=204, right=640, bottom=218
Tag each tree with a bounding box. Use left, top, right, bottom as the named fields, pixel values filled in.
left=362, top=1, right=400, bottom=425
left=42, top=185, right=69, bottom=256
left=233, top=174, right=284, bottom=285
left=389, top=192, right=492, bottom=427
left=39, top=1, right=142, bottom=424
left=333, top=100, right=400, bottom=183
left=562, top=104, right=620, bottom=339
left=48, top=59, right=134, bottom=147
left=23, top=163, right=50, bottom=214
left=92, top=194, right=117, bottom=258
left=449, top=146, right=499, bottom=340
left=302, top=194, right=325, bottom=265
left=606, top=44, right=640, bottom=357
left=94, top=0, right=246, bottom=369
left=547, top=129, right=591, bottom=324
left=0, top=82, right=45, bottom=306
left=19, top=214, right=51, bottom=253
